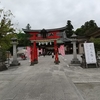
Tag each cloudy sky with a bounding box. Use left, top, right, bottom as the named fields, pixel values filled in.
left=0, top=0, right=100, bottom=30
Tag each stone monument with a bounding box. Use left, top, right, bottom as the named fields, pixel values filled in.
left=70, top=34, right=80, bottom=65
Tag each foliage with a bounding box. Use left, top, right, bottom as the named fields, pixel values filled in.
left=0, top=9, right=15, bottom=50
left=0, top=47, right=6, bottom=61
left=1, top=33, right=16, bottom=50
left=90, top=38, right=100, bottom=52
left=16, top=31, right=31, bottom=47
left=75, top=20, right=98, bottom=36
left=65, top=20, right=74, bottom=38
left=16, top=24, right=32, bottom=47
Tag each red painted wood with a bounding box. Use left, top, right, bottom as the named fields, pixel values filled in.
left=33, top=41, right=37, bottom=61
left=30, top=36, right=60, bottom=40
left=36, top=46, right=38, bottom=61
left=29, top=31, right=60, bottom=64
left=30, top=46, right=32, bottom=62
left=29, top=31, right=60, bottom=40
left=31, top=33, right=37, bottom=64
left=54, top=40, right=59, bottom=63
left=30, top=45, right=34, bottom=64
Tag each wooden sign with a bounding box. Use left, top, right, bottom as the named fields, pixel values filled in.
left=84, top=43, right=97, bottom=64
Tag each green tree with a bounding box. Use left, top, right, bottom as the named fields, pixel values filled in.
left=16, top=31, right=31, bottom=47
left=90, top=38, right=100, bottom=52
left=65, top=20, right=74, bottom=38
left=75, top=20, right=98, bottom=36
left=0, top=9, right=15, bottom=50
left=1, top=33, right=16, bottom=50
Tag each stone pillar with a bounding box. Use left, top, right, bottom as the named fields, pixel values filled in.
left=73, top=41, right=77, bottom=59
left=70, top=34, right=80, bottom=65
left=11, top=38, right=20, bottom=66
left=13, top=44, right=17, bottom=61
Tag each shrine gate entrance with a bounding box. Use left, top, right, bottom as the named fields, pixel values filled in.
left=23, top=27, right=66, bottom=65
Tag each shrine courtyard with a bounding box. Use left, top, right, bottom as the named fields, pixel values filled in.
left=0, top=55, right=100, bottom=100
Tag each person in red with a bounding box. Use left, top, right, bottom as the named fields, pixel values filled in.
left=21, top=53, right=26, bottom=60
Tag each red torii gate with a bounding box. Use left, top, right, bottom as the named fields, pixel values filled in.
left=23, top=27, right=66, bottom=65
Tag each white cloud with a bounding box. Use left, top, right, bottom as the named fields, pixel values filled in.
left=0, top=0, right=100, bottom=30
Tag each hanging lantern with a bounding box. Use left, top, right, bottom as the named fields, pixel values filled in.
left=42, top=42, right=44, bottom=45
left=39, top=42, right=41, bottom=45
left=46, top=42, right=48, bottom=45
left=50, top=42, right=52, bottom=45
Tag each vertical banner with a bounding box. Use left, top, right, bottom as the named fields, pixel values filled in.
left=59, top=45, right=65, bottom=56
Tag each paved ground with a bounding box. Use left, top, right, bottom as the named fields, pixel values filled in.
left=0, top=55, right=100, bottom=100
left=62, top=55, right=100, bottom=100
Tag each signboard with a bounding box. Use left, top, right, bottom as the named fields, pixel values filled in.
left=84, top=43, right=97, bottom=64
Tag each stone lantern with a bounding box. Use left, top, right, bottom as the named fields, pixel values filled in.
left=70, top=34, right=80, bottom=65
left=10, top=37, right=20, bottom=66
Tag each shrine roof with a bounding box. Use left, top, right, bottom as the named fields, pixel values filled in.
left=22, top=26, right=66, bottom=33
left=87, top=28, right=100, bottom=38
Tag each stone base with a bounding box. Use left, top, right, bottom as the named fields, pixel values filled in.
left=70, top=58, right=80, bottom=66
left=34, top=60, right=38, bottom=64
left=10, top=60, right=20, bottom=66
left=0, top=62, right=8, bottom=71
left=54, top=60, right=60, bottom=64
left=70, top=63, right=81, bottom=66
left=85, top=64, right=98, bottom=68
left=30, top=60, right=38, bottom=66
left=30, top=62, right=34, bottom=66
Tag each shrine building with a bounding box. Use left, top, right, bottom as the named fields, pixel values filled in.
left=22, top=27, right=84, bottom=65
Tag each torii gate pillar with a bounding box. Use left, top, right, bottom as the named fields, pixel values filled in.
left=30, top=33, right=38, bottom=65
left=53, top=31, right=60, bottom=64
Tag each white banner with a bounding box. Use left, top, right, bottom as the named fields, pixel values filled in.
left=84, top=43, right=97, bottom=64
